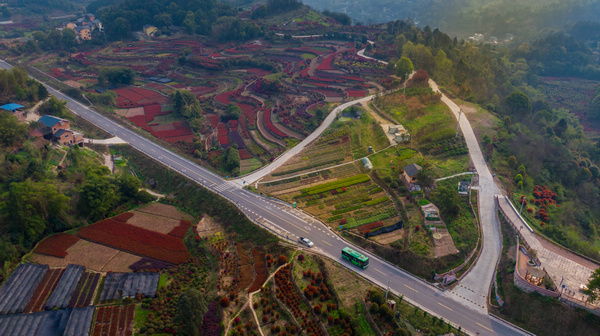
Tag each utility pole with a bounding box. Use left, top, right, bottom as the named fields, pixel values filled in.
left=385, top=273, right=391, bottom=299
left=455, top=109, right=463, bottom=139
left=519, top=195, right=526, bottom=214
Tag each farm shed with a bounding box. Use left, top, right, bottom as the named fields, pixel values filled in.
left=362, top=157, right=373, bottom=170
left=0, top=306, right=94, bottom=336
left=45, top=264, right=85, bottom=310
left=99, top=272, right=159, bottom=301
left=0, top=103, right=24, bottom=112
left=0, top=263, right=48, bottom=315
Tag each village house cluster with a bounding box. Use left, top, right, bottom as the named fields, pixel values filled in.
left=61, top=13, right=103, bottom=41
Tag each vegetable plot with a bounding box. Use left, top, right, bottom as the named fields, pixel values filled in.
left=92, top=304, right=135, bottom=336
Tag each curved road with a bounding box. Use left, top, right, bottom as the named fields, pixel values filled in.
left=1, top=60, right=527, bottom=336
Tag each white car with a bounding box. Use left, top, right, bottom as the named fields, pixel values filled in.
left=299, top=237, right=314, bottom=247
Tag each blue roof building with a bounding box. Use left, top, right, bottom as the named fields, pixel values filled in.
left=0, top=103, right=24, bottom=112
left=38, top=115, right=65, bottom=128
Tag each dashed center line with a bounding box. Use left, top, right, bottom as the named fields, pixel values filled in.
left=374, top=268, right=386, bottom=276
left=404, top=284, right=418, bottom=293
left=321, top=240, right=332, bottom=247
left=437, top=302, right=453, bottom=311
left=477, top=323, right=493, bottom=332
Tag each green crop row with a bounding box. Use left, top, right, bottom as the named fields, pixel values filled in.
left=331, top=205, right=362, bottom=215
left=363, top=196, right=389, bottom=207
left=301, top=174, right=370, bottom=196
left=325, top=195, right=370, bottom=207
left=368, top=187, right=383, bottom=194
left=327, top=214, right=344, bottom=222
left=341, top=213, right=392, bottom=229
left=305, top=199, right=320, bottom=206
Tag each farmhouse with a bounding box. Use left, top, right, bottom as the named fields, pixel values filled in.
left=388, top=124, right=410, bottom=143
left=53, top=129, right=84, bottom=146
left=143, top=25, right=158, bottom=37
left=61, top=14, right=103, bottom=42
left=37, top=115, right=83, bottom=146
left=401, top=163, right=422, bottom=185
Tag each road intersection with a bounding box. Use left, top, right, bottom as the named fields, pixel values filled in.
left=0, top=59, right=529, bottom=335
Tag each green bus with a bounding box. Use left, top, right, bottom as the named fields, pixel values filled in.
left=342, top=247, right=369, bottom=269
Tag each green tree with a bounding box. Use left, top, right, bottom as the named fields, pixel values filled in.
left=183, top=11, right=198, bottom=34
left=226, top=103, right=241, bottom=120
left=223, top=146, right=240, bottom=175
left=395, top=57, right=414, bottom=79
left=554, top=118, right=568, bottom=137
left=99, top=67, right=135, bottom=86
left=504, top=91, right=532, bottom=115
left=39, top=96, right=69, bottom=119
left=584, top=267, right=600, bottom=302
left=111, top=17, right=130, bottom=40
left=435, top=184, right=461, bottom=216
left=434, top=49, right=453, bottom=84
left=78, top=175, right=121, bottom=221
left=61, top=28, right=78, bottom=50
left=37, top=83, right=48, bottom=100
left=416, top=167, right=436, bottom=189
left=176, top=289, right=208, bottom=336
left=507, top=155, right=518, bottom=169
left=119, top=173, right=141, bottom=199
left=0, top=111, right=28, bottom=146
left=3, top=180, right=70, bottom=243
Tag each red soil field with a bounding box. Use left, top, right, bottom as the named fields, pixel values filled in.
left=33, top=233, right=80, bottom=258
left=77, top=219, right=191, bottom=264
left=239, top=149, right=253, bottom=160
left=168, top=219, right=192, bottom=238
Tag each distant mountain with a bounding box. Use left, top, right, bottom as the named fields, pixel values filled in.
left=300, top=0, right=600, bottom=39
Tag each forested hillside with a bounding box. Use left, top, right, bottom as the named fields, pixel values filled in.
left=0, top=68, right=152, bottom=277
left=90, top=0, right=261, bottom=41
left=303, top=0, right=600, bottom=39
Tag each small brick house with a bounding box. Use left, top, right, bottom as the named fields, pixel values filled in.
left=38, top=115, right=83, bottom=146
left=402, top=163, right=422, bottom=185
left=53, top=129, right=84, bottom=146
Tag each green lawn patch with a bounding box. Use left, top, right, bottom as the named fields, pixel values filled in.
left=240, top=157, right=262, bottom=174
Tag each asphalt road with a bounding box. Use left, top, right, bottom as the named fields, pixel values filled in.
left=0, top=60, right=529, bottom=336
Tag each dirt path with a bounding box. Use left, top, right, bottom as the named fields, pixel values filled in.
left=103, top=154, right=114, bottom=173
left=27, top=98, right=46, bottom=121
left=227, top=263, right=289, bottom=336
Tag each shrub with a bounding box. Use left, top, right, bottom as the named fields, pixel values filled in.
left=277, top=255, right=288, bottom=265
left=370, top=302, right=379, bottom=314
left=390, top=181, right=398, bottom=189
left=340, top=218, right=348, bottom=225
left=298, top=254, right=304, bottom=261
left=313, top=305, right=322, bottom=314
left=262, top=315, right=268, bottom=323
left=220, top=296, right=230, bottom=307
